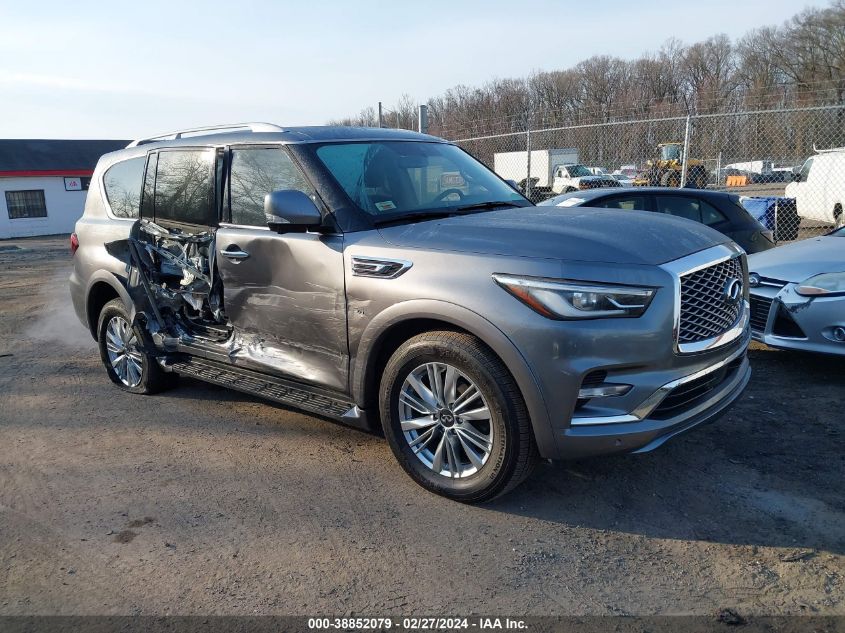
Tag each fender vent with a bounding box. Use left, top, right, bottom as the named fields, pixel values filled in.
left=351, top=257, right=412, bottom=279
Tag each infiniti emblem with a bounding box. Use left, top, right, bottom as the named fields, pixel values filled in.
left=724, top=278, right=743, bottom=306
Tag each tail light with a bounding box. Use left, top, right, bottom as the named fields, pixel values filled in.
left=70, top=232, right=79, bottom=256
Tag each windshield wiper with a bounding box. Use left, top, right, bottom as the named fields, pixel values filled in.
left=455, top=201, right=521, bottom=212
left=373, top=210, right=457, bottom=227
left=373, top=202, right=521, bottom=227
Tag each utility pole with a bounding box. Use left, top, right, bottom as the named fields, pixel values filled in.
left=378, top=102, right=384, bottom=128
left=418, top=104, right=429, bottom=134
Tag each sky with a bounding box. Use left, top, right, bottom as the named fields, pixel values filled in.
left=0, top=0, right=830, bottom=140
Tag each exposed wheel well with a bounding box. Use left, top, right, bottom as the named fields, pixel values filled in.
left=834, top=203, right=842, bottom=216
left=363, top=318, right=479, bottom=414
left=86, top=282, right=120, bottom=340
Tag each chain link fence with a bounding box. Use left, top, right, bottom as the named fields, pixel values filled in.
left=451, top=104, right=845, bottom=244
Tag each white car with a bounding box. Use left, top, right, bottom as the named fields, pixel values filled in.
left=552, top=164, right=618, bottom=193
left=784, top=147, right=845, bottom=227
left=610, top=173, right=633, bottom=186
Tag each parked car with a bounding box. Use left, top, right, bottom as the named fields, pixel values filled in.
left=552, top=164, right=620, bottom=193
left=70, top=123, right=751, bottom=502
left=785, top=147, right=845, bottom=227
left=610, top=173, right=634, bottom=186
left=539, top=187, right=775, bottom=254
left=747, top=226, right=845, bottom=356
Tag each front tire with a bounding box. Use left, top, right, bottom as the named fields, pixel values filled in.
left=379, top=331, right=538, bottom=503
left=97, top=298, right=174, bottom=394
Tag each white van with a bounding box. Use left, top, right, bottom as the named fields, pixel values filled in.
left=785, top=147, right=845, bottom=227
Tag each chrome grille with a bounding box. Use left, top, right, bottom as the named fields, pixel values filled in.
left=678, top=257, right=744, bottom=345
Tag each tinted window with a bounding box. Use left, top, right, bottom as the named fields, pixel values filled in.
left=655, top=195, right=726, bottom=226
left=595, top=195, right=649, bottom=211
left=154, top=150, right=215, bottom=225
left=103, top=157, right=145, bottom=218
left=229, top=147, right=314, bottom=226
left=699, top=200, right=727, bottom=225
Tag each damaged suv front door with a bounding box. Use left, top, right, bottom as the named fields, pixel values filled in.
left=214, top=145, right=349, bottom=391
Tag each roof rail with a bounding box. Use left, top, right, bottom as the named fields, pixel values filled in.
left=126, top=122, right=286, bottom=148
left=812, top=143, right=845, bottom=154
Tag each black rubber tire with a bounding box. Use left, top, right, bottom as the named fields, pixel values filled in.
left=661, top=170, right=681, bottom=188
left=379, top=331, right=538, bottom=503
left=688, top=165, right=709, bottom=189
left=97, top=298, right=176, bottom=395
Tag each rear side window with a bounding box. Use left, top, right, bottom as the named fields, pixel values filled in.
left=595, top=195, right=650, bottom=211
left=103, top=157, right=145, bottom=218
left=229, top=147, right=314, bottom=226
left=153, top=150, right=215, bottom=225
left=655, top=195, right=726, bottom=226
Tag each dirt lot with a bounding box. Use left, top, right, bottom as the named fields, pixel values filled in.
left=0, top=236, right=843, bottom=617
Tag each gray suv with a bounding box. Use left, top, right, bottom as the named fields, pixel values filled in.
left=70, top=123, right=751, bottom=502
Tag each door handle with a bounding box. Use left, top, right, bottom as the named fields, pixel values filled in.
left=221, top=247, right=250, bottom=261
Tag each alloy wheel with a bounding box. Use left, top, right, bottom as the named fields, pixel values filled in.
left=398, top=362, right=494, bottom=478
left=105, top=315, right=143, bottom=388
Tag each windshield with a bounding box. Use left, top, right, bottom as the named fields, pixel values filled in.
left=660, top=145, right=682, bottom=161
left=565, top=164, right=593, bottom=177
left=799, top=158, right=813, bottom=181
left=314, top=141, right=527, bottom=217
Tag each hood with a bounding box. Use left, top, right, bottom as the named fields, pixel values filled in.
left=378, top=206, right=728, bottom=266
left=747, top=234, right=845, bottom=282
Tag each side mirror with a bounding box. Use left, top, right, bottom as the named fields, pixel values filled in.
left=264, top=190, right=322, bottom=232
left=792, top=172, right=802, bottom=182
left=505, top=179, right=520, bottom=191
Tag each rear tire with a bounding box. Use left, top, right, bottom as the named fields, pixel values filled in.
left=661, top=170, right=680, bottom=188
left=689, top=165, right=709, bottom=189
left=379, top=331, right=538, bottom=503
left=97, top=298, right=175, bottom=394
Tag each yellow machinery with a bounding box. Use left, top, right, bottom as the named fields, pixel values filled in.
left=633, top=142, right=709, bottom=189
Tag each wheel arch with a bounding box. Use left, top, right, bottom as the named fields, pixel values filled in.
left=351, top=299, right=557, bottom=458
left=85, top=272, right=134, bottom=340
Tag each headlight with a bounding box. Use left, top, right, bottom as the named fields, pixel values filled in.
left=492, top=274, right=656, bottom=319
left=796, top=272, right=845, bottom=296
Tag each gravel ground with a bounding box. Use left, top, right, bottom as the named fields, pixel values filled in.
left=0, top=236, right=842, bottom=617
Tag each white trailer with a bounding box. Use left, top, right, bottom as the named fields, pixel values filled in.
left=493, top=148, right=579, bottom=192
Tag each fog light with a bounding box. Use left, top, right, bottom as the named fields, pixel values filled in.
left=577, top=383, right=632, bottom=399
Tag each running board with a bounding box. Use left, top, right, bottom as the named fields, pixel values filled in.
left=164, top=356, right=374, bottom=431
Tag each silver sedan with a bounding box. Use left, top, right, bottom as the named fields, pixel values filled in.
left=748, top=227, right=845, bottom=356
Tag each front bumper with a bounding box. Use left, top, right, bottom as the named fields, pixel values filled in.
left=750, top=283, right=845, bottom=357
left=555, top=338, right=751, bottom=459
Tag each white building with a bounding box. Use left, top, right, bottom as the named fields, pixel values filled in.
left=0, top=139, right=128, bottom=239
